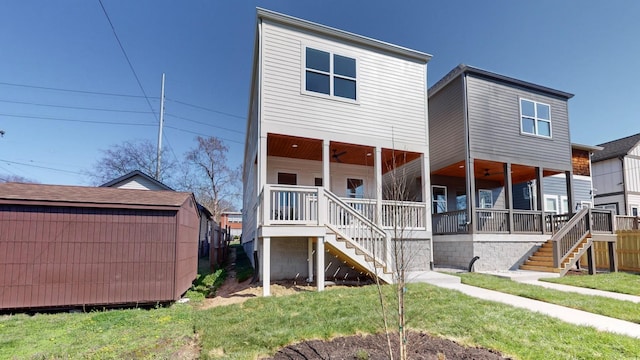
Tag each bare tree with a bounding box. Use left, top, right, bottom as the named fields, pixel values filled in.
left=184, top=136, right=240, bottom=221
left=0, top=174, right=38, bottom=183
left=87, top=139, right=178, bottom=186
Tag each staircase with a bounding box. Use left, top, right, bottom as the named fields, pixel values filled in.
left=322, top=191, right=394, bottom=284
left=520, top=237, right=592, bottom=274
left=519, top=207, right=607, bottom=276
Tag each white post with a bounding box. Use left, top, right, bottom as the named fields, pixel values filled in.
left=262, top=237, right=271, bottom=296
left=323, top=140, right=330, bottom=191
left=316, top=236, right=325, bottom=291
left=307, top=237, right=314, bottom=282
left=155, top=73, right=165, bottom=180
left=375, top=147, right=383, bottom=227
left=263, top=184, right=271, bottom=225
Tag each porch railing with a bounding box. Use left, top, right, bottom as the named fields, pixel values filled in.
left=381, top=200, right=426, bottom=229
left=616, top=216, right=639, bottom=231
left=261, top=185, right=319, bottom=225
left=432, top=210, right=467, bottom=235
left=513, top=210, right=545, bottom=233
left=590, top=208, right=615, bottom=233
left=476, top=209, right=509, bottom=233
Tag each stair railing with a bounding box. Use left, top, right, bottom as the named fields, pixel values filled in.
left=322, top=189, right=391, bottom=269
left=552, top=207, right=590, bottom=269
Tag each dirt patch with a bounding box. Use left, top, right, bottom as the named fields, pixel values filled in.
left=267, top=331, right=512, bottom=360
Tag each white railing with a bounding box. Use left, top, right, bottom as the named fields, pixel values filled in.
left=262, top=185, right=319, bottom=225
left=381, top=200, right=426, bottom=229
left=341, top=198, right=377, bottom=222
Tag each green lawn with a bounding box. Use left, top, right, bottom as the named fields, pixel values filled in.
left=3, top=279, right=640, bottom=359
left=541, top=272, right=640, bottom=296
left=457, top=273, right=640, bottom=324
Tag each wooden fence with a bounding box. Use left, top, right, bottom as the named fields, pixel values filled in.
left=590, top=230, right=640, bottom=272
left=210, top=223, right=231, bottom=271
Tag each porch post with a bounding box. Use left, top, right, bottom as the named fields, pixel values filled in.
left=536, top=167, right=545, bottom=232
left=307, top=237, right=314, bottom=282
left=374, top=147, right=383, bottom=227
left=323, top=140, right=330, bottom=191
left=468, top=158, right=476, bottom=234
left=586, top=244, right=596, bottom=275
left=262, top=237, right=271, bottom=296
left=565, top=170, right=575, bottom=215
left=504, top=163, right=514, bottom=233
left=259, top=134, right=267, bottom=193
left=316, top=236, right=325, bottom=291
left=421, top=153, right=430, bottom=233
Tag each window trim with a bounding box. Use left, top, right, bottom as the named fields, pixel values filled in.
left=431, top=185, right=447, bottom=214
left=519, top=98, right=552, bottom=138
left=630, top=205, right=639, bottom=217
left=544, top=194, right=559, bottom=214
left=478, top=189, right=493, bottom=209
left=301, top=44, right=359, bottom=103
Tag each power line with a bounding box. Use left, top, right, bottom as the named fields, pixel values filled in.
left=97, top=0, right=158, bottom=122
left=166, top=98, right=244, bottom=119
left=0, top=159, right=84, bottom=175
left=0, top=81, right=157, bottom=99
left=0, top=112, right=156, bottom=127
left=164, top=125, right=243, bottom=145
left=0, top=98, right=154, bottom=114
left=164, top=113, right=244, bottom=134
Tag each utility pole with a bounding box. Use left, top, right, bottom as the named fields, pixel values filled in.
left=155, top=73, right=165, bottom=180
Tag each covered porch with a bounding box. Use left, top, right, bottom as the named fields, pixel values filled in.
left=431, top=159, right=575, bottom=236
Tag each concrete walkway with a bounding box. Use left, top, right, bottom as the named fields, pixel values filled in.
left=413, top=270, right=640, bottom=339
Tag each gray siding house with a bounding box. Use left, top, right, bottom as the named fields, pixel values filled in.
left=428, top=65, right=579, bottom=271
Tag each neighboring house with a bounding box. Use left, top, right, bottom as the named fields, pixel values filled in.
left=101, top=170, right=213, bottom=258
left=220, top=211, right=242, bottom=238
left=243, top=9, right=433, bottom=295
left=591, top=133, right=640, bottom=216
left=428, top=64, right=613, bottom=272
left=0, top=182, right=199, bottom=310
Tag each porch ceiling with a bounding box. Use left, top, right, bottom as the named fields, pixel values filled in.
left=432, top=159, right=561, bottom=185
left=267, top=133, right=421, bottom=170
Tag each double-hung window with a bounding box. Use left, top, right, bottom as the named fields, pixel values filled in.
left=520, top=99, right=551, bottom=137
left=305, top=47, right=356, bottom=100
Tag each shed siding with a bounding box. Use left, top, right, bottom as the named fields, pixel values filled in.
left=175, top=198, right=199, bottom=298
left=466, top=75, right=572, bottom=170
left=0, top=205, right=190, bottom=310
left=428, top=76, right=466, bottom=171
left=260, top=20, right=428, bottom=151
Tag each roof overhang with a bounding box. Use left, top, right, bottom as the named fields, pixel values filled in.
left=571, top=143, right=603, bottom=152
left=256, top=8, right=432, bottom=64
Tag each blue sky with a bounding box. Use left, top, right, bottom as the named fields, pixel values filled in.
left=1, top=1, right=639, bottom=185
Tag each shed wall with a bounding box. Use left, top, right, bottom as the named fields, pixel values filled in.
left=0, top=205, right=181, bottom=309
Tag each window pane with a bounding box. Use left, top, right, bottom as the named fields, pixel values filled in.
left=520, top=100, right=535, bottom=117
left=334, top=54, right=356, bottom=78
left=306, top=71, right=330, bottom=95
left=479, top=190, right=493, bottom=208
left=334, top=77, right=356, bottom=99
left=538, top=120, right=551, bottom=136
left=277, top=172, right=297, bottom=185
left=522, top=117, right=535, bottom=134
left=537, top=103, right=550, bottom=120
left=347, top=178, right=364, bottom=198
left=306, top=48, right=329, bottom=72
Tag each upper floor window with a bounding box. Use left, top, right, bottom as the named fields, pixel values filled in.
left=305, top=47, right=356, bottom=100
left=520, top=99, right=551, bottom=137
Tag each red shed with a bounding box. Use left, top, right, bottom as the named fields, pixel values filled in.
left=0, top=183, right=199, bottom=310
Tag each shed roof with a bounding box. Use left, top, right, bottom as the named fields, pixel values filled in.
left=0, top=182, right=193, bottom=208
left=257, top=8, right=432, bottom=63
left=429, top=64, right=574, bottom=100
left=591, top=133, right=640, bottom=162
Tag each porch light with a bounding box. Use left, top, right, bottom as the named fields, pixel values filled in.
left=366, top=153, right=372, bottom=156
left=291, top=144, right=298, bottom=148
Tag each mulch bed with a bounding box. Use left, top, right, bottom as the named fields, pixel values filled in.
left=268, top=331, right=512, bottom=359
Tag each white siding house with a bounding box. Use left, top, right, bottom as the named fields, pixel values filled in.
left=592, top=133, right=640, bottom=216
left=243, top=9, right=433, bottom=295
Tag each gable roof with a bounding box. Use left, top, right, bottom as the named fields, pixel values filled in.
left=257, top=8, right=432, bottom=63
left=428, top=64, right=574, bottom=100
left=591, top=133, right=640, bottom=162
left=100, top=170, right=173, bottom=191
left=0, top=182, right=192, bottom=208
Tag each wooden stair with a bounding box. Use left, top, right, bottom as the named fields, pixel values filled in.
left=520, top=237, right=591, bottom=273
left=324, top=232, right=393, bottom=284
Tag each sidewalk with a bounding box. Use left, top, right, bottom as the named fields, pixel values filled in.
left=415, top=270, right=640, bottom=339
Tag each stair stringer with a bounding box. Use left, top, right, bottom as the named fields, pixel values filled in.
left=324, top=226, right=393, bottom=284
left=558, top=236, right=593, bottom=276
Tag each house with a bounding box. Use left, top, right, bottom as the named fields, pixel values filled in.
left=243, top=9, right=433, bottom=295
left=428, top=65, right=614, bottom=273
left=0, top=182, right=199, bottom=310
left=591, top=133, right=640, bottom=216
left=101, top=170, right=213, bottom=259
left=220, top=211, right=242, bottom=239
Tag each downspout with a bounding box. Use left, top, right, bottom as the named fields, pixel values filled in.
left=619, top=155, right=628, bottom=215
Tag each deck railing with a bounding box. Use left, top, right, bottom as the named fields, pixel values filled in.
left=432, top=210, right=467, bottom=235
left=262, top=185, right=319, bottom=225
left=381, top=200, right=426, bottom=229
left=476, top=209, right=509, bottom=233
left=590, top=208, right=615, bottom=233
left=513, top=210, right=545, bottom=233
left=616, top=216, right=640, bottom=231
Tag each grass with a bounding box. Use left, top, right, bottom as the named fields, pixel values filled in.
left=541, top=272, right=640, bottom=296
left=3, top=271, right=640, bottom=359
left=230, top=244, right=254, bottom=283
left=194, top=283, right=640, bottom=359
left=0, top=304, right=196, bottom=359
left=457, top=273, right=640, bottom=324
